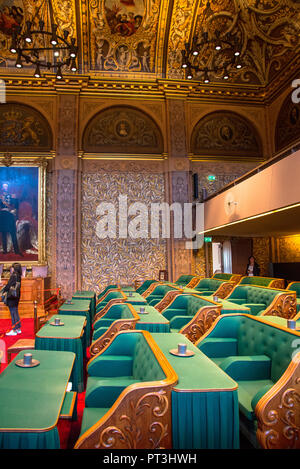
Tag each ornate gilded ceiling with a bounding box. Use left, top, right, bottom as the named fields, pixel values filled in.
left=1, top=0, right=300, bottom=88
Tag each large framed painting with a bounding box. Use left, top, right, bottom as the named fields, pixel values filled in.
left=0, top=163, right=46, bottom=265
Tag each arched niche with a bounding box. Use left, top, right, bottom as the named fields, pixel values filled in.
left=275, top=92, right=300, bottom=152
left=0, top=102, right=53, bottom=152
left=82, top=106, right=164, bottom=154
left=191, top=111, right=262, bottom=159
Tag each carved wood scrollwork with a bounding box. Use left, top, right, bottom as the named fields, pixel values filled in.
left=214, top=282, right=235, bottom=299
left=230, top=275, right=242, bottom=284
left=90, top=319, right=138, bottom=356
left=256, top=353, right=300, bottom=449
left=262, top=293, right=297, bottom=319
left=179, top=305, right=222, bottom=344
left=93, top=298, right=125, bottom=322
left=155, top=290, right=183, bottom=313
left=269, top=279, right=285, bottom=289
left=185, top=277, right=201, bottom=289
left=75, top=386, right=172, bottom=449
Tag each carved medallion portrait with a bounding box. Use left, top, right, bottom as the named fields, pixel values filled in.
left=83, top=106, right=163, bottom=154
left=191, top=111, right=261, bottom=159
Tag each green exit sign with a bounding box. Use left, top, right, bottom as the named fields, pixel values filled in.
left=204, top=237, right=212, bottom=243
left=207, top=174, right=216, bottom=182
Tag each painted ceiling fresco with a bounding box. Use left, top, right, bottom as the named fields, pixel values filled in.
left=1, top=0, right=300, bottom=86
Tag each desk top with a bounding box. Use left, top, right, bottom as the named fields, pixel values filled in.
left=72, top=291, right=96, bottom=300
left=152, top=333, right=237, bottom=392
left=59, top=299, right=91, bottom=313
left=133, top=305, right=169, bottom=325
left=207, top=297, right=251, bottom=313
left=36, top=315, right=86, bottom=339
left=0, top=349, right=75, bottom=432
left=124, top=292, right=147, bottom=304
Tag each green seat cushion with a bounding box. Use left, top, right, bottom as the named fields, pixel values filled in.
left=88, top=355, right=133, bottom=377
left=93, top=318, right=115, bottom=331
left=218, top=355, right=271, bottom=381
left=236, top=380, right=274, bottom=421
left=85, top=376, right=139, bottom=408
left=80, top=407, right=109, bottom=436
left=198, top=337, right=238, bottom=358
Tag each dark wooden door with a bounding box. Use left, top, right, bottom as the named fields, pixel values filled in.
left=231, top=238, right=253, bottom=275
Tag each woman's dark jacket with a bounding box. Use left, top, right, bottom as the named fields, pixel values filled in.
left=245, top=263, right=260, bottom=276
left=3, top=272, right=21, bottom=307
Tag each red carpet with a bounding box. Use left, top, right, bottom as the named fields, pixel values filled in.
left=0, top=318, right=87, bottom=449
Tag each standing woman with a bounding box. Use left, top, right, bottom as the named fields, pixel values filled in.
left=246, top=256, right=260, bottom=277
left=3, top=263, right=22, bottom=336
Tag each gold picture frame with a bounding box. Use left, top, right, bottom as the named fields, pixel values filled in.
left=0, top=156, right=47, bottom=268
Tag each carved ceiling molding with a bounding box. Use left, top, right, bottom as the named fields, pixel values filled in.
left=168, top=0, right=300, bottom=86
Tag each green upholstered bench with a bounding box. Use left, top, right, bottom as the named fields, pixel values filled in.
left=212, top=273, right=242, bottom=284
left=133, top=279, right=158, bottom=295
left=74, top=330, right=177, bottom=450
left=145, top=284, right=182, bottom=307
left=161, top=293, right=222, bottom=343
left=238, top=276, right=285, bottom=289
left=174, top=275, right=197, bottom=286
left=225, top=284, right=297, bottom=319
left=287, top=282, right=300, bottom=312
left=196, top=314, right=300, bottom=449
left=90, top=304, right=139, bottom=356
left=96, top=285, right=118, bottom=300
left=192, top=278, right=235, bottom=299
left=95, top=291, right=127, bottom=319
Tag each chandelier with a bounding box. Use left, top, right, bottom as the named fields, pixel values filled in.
left=181, top=1, right=243, bottom=83
left=9, top=0, right=78, bottom=80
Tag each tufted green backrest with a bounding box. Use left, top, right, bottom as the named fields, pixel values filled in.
left=237, top=316, right=297, bottom=382
left=136, top=280, right=157, bottom=294
left=104, top=304, right=130, bottom=319
left=97, top=284, right=118, bottom=299
left=186, top=296, right=212, bottom=316
left=287, top=282, right=300, bottom=298
left=239, top=277, right=275, bottom=286
left=121, top=307, right=135, bottom=320
left=132, top=335, right=166, bottom=381
left=146, top=285, right=174, bottom=302
left=175, top=275, right=195, bottom=286
left=213, top=273, right=233, bottom=280
left=245, top=286, right=281, bottom=306
left=194, top=278, right=223, bottom=291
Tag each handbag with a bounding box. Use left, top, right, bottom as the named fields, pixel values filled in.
left=1, top=290, right=8, bottom=305
left=7, top=281, right=20, bottom=299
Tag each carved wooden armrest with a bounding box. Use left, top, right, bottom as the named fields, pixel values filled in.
left=230, top=275, right=242, bottom=284
left=142, top=282, right=161, bottom=298
left=179, top=304, right=222, bottom=343
left=269, top=279, right=285, bottom=289
left=93, top=298, right=126, bottom=322
left=75, top=331, right=178, bottom=450
left=155, top=290, right=183, bottom=313
left=261, top=292, right=297, bottom=319
left=255, top=352, right=300, bottom=449
left=214, top=281, right=235, bottom=299
left=185, top=277, right=201, bottom=289
left=90, top=317, right=139, bottom=356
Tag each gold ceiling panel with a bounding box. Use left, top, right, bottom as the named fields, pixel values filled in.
left=169, top=0, right=300, bottom=86
left=0, top=0, right=300, bottom=89
left=0, top=0, right=77, bottom=69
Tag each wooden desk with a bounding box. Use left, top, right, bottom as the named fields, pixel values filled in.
left=0, top=276, right=54, bottom=318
